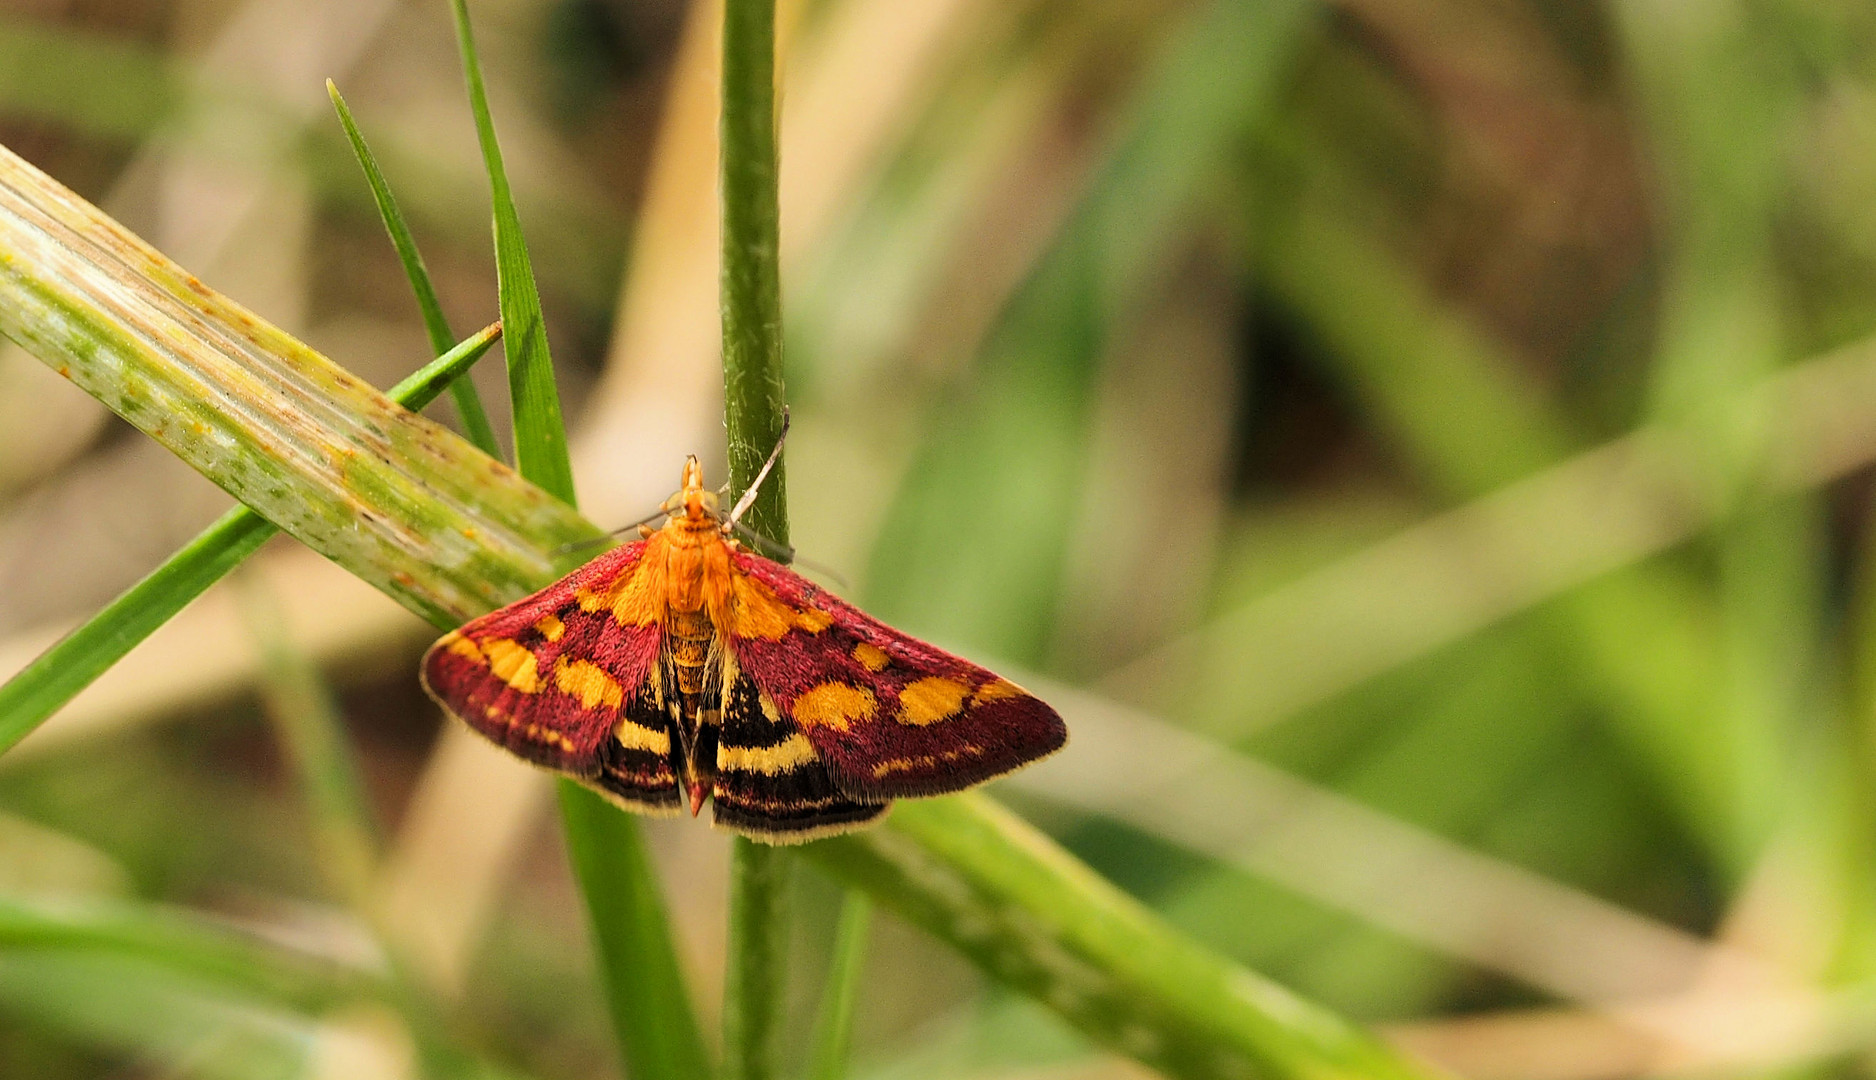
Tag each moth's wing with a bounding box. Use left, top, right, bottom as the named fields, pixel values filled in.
left=710, top=673, right=887, bottom=842
left=727, top=550, right=1067, bottom=802
left=422, top=541, right=667, bottom=790
left=592, top=678, right=682, bottom=814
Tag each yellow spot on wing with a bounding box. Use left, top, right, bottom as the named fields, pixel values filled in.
left=523, top=725, right=574, bottom=752
left=534, top=613, right=566, bottom=641
left=971, top=678, right=1024, bottom=704
left=614, top=719, right=671, bottom=755
left=479, top=706, right=575, bottom=752
left=483, top=639, right=541, bottom=693
left=872, top=745, right=982, bottom=778
left=731, top=572, right=835, bottom=639
left=445, top=634, right=486, bottom=664
left=793, top=683, right=876, bottom=732
left=719, top=733, right=818, bottom=775
left=554, top=657, right=624, bottom=710
left=852, top=642, right=890, bottom=672
left=897, top=677, right=969, bottom=726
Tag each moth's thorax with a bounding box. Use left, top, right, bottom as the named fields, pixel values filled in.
left=654, top=520, right=736, bottom=625
left=581, top=462, right=823, bottom=648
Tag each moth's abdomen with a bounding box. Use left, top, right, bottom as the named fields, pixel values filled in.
left=666, top=607, right=716, bottom=697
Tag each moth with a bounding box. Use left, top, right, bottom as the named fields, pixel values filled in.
left=420, top=452, right=1066, bottom=843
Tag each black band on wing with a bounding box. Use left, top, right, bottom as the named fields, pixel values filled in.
left=712, top=675, right=886, bottom=842
left=592, top=681, right=680, bottom=813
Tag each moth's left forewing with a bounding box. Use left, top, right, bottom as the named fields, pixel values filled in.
left=726, top=551, right=1067, bottom=802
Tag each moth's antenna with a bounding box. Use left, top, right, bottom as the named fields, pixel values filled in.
left=726, top=408, right=790, bottom=528
left=727, top=521, right=850, bottom=588
left=727, top=520, right=795, bottom=563
left=554, top=507, right=669, bottom=555
left=794, top=558, right=850, bottom=591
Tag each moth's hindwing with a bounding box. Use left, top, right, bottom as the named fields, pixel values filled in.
left=727, top=551, right=1067, bottom=802
left=592, top=679, right=681, bottom=814
left=422, top=541, right=666, bottom=792
left=711, top=674, right=887, bottom=842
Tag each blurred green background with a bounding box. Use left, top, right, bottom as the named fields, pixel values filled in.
left=6, top=0, right=1876, bottom=1077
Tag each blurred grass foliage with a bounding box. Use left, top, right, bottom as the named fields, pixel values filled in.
left=6, top=0, right=1876, bottom=1078
left=0, top=1, right=1443, bottom=1071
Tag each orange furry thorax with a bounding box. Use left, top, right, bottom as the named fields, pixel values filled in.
left=654, top=453, right=736, bottom=632
left=575, top=458, right=823, bottom=644
left=646, top=525, right=736, bottom=625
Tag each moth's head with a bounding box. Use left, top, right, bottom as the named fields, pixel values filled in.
left=664, top=455, right=719, bottom=523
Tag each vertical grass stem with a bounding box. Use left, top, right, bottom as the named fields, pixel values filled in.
left=719, top=1, right=792, bottom=1078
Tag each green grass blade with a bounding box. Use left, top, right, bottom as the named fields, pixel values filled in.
left=0, top=944, right=542, bottom=1080
left=725, top=841, right=790, bottom=1080
left=387, top=320, right=504, bottom=409
left=446, top=0, right=575, bottom=503
left=0, top=322, right=502, bottom=751
left=0, top=130, right=702, bottom=1075
left=0, top=507, right=272, bottom=751
left=0, top=895, right=387, bottom=1013
left=0, top=952, right=324, bottom=1080
left=556, top=782, right=712, bottom=1080
left=720, top=3, right=792, bottom=1079
left=442, top=7, right=709, bottom=1077
left=0, top=144, right=587, bottom=621
left=557, top=789, right=714, bottom=1080
left=804, top=796, right=1441, bottom=1080
left=803, top=892, right=870, bottom=1080
left=327, top=78, right=502, bottom=459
